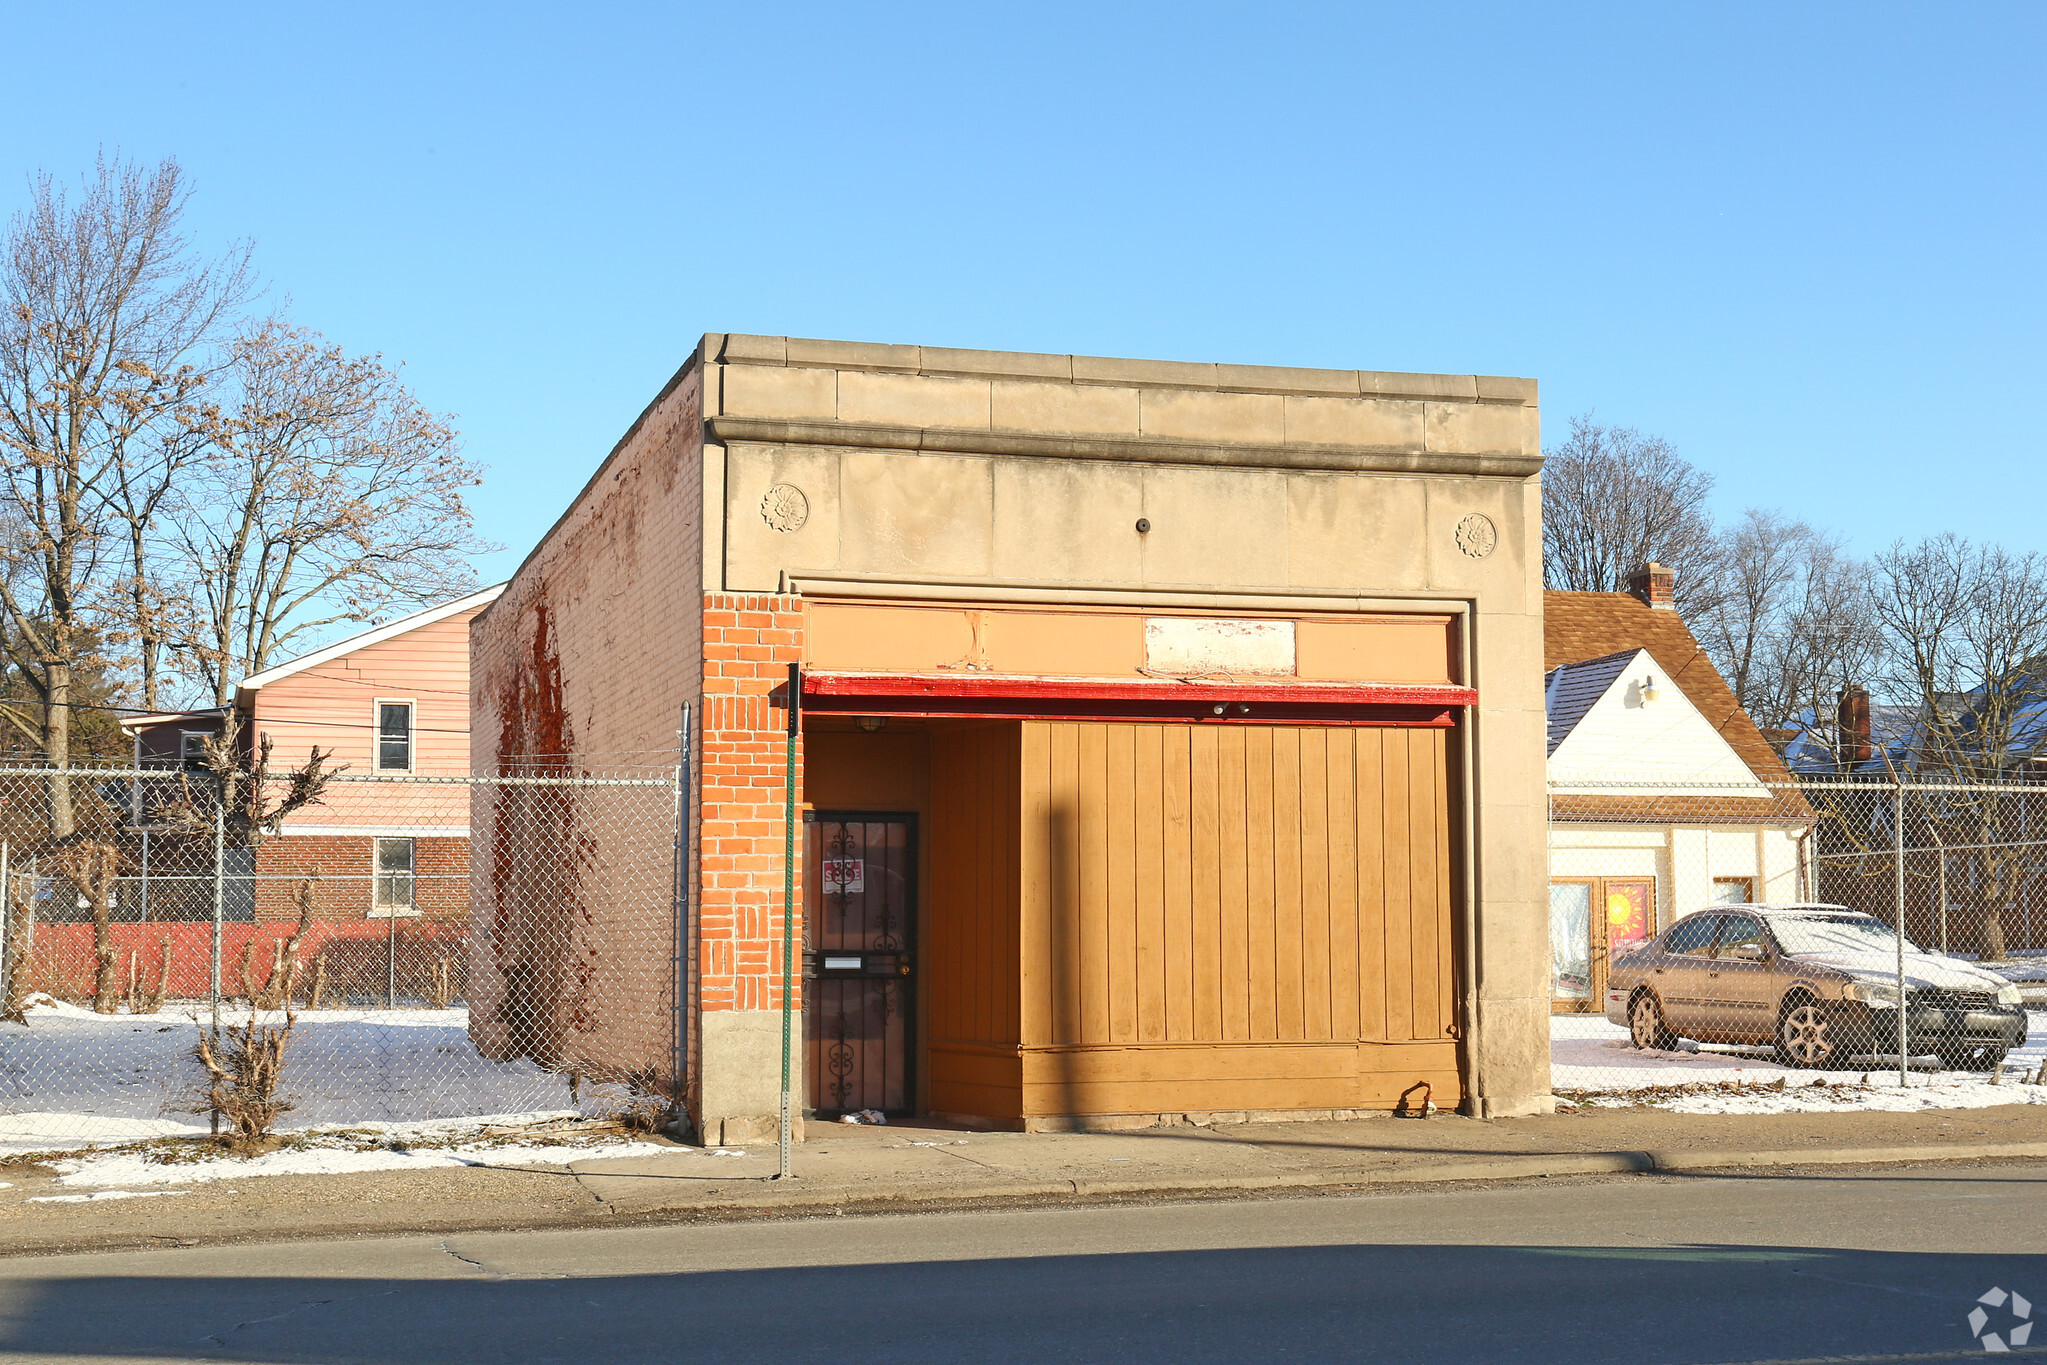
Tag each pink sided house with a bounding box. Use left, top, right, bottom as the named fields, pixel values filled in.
left=107, top=585, right=503, bottom=1004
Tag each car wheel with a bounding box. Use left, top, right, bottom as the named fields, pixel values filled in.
left=1940, top=1043, right=2009, bottom=1073
left=1629, top=993, right=1675, bottom=1051
left=1776, top=998, right=1843, bottom=1069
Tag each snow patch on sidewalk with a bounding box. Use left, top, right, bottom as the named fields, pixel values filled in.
left=28, top=1189, right=191, bottom=1204
left=50, top=1138, right=682, bottom=1187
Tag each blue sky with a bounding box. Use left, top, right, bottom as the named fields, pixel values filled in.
left=6, top=2, right=2042, bottom=590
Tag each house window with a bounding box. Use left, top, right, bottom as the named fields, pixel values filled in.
left=376, top=702, right=414, bottom=772
left=1712, top=877, right=1754, bottom=906
left=179, top=731, right=210, bottom=768
left=370, top=837, right=417, bottom=917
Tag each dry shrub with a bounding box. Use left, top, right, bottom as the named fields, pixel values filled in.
left=125, top=936, right=173, bottom=1014
left=428, top=955, right=453, bottom=1010
left=194, top=1011, right=298, bottom=1148
left=257, top=879, right=319, bottom=1009
left=605, top=1069, right=683, bottom=1137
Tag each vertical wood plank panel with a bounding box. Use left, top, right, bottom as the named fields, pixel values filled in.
left=972, top=730, right=995, bottom=1043
left=1190, top=727, right=1222, bottom=1042
left=1002, top=724, right=1025, bottom=1048
left=1162, top=726, right=1194, bottom=1042
left=1299, top=728, right=1331, bottom=1042
left=1326, top=727, right=1359, bottom=1042
left=1051, top=723, right=1083, bottom=1046
left=1077, top=724, right=1109, bottom=1045
left=1135, top=726, right=1168, bottom=1043
left=1270, top=727, right=1304, bottom=1041
left=1216, top=727, right=1250, bottom=1042
left=1105, top=724, right=1137, bottom=1044
left=1243, top=727, right=1277, bottom=1042
left=1355, top=730, right=1388, bottom=1042
left=1406, top=729, right=1441, bottom=1039
left=1381, top=730, right=1415, bottom=1041
left=1019, top=722, right=1049, bottom=1048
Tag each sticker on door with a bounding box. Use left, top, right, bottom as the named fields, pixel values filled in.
left=822, top=858, right=864, bottom=893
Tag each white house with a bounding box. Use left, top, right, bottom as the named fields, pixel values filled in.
left=1545, top=568, right=1813, bottom=1011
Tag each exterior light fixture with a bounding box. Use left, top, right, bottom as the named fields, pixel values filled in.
left=856, top=717, right=887, bottom=732
left=1642, top=675, right=1661, bottom=703
left=1212, top=704, right=1226, bottom=715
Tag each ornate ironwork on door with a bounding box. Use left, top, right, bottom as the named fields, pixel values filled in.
left=803, top=813, right=915, bottom=1116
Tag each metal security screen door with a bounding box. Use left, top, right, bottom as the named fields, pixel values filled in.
left=803, top=813, right=916, bottom=1117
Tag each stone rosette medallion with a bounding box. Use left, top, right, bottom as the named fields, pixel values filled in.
left=1455, top=513, right=1497, bottom=559
left=761, top=483, right=809, bottom=533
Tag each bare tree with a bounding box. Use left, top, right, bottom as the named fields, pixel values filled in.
left=151, top=712, right=339, bottom=849
left=51, top=840, right=121, bottom=1013
left=1695, top=509, right=1881, bottom=734
left=1872, top=535, right=2047, bottom=959
left=107, top=410, right=212, bottom=710
left=1541, top=414, right=1723, bottom=615
left=0, top=155, right=250, bottom=829
left=168, top=320, right=491, bottom=703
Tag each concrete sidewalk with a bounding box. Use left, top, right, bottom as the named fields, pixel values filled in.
left=6, top=1103, right=2047, bottom=1256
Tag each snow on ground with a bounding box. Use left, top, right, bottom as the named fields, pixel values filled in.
left=1553, top=1009, right=2047, bottom=1114
left=0, top=998, right=607, bottom=1154
left=47, top=1136, right=700, bottom=1188
left=29, top=1189, right=191, bottom=1203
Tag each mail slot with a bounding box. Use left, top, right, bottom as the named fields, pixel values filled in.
left=804, top=950, right=911, bottom=978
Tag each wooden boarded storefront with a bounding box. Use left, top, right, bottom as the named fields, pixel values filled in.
left=801, top=596, right=1468, bottom=1126
left=910, top=720, right=1458, bottom=1124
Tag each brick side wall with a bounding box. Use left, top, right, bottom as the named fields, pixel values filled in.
left=254, top=836, right=469, bottom=922
left=698, top=595, right=805, bottom=1015
left=468, top=360, right=704, bottom=1087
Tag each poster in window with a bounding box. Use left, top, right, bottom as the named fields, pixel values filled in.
left=1606, top=880, right=1652, bottom=950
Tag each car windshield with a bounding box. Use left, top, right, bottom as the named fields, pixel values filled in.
left=1769, top=913, right=1921, bottom=958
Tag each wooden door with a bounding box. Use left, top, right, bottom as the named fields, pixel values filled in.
left=803, top=814, right=916, bottom=1117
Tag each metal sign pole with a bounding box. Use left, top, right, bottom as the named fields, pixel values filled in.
left=778, top=663, right=800, bottom=1179
left=672, top=703, right=693, bottom=1127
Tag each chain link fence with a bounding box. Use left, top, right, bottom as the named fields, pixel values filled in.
left=0, top=765, right=682, bottom=1154
left=1549, top=773, right=2047, bottom=1111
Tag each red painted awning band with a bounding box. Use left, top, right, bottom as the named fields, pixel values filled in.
left=799, top=672, right=1473, bottom=727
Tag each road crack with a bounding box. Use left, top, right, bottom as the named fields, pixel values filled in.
left=203, top=1289, right=395, bottom=1347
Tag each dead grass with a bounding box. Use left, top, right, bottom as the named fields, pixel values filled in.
left=1555, top=1076, right=1865, bottom=1109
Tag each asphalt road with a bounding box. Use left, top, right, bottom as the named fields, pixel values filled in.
left=0, top=1164, right=2043, bottom=1364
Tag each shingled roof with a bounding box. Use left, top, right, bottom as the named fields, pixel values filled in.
left=1545, top=590, right=1810, bottom=826
left=1544, top=649, right=1635, bottom=757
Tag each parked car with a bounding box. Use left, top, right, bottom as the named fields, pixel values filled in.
left=1604, top=903, right=2027, bottom=1071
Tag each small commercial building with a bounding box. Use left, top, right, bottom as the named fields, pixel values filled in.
left=470, top=335, right=1551, bottom=1141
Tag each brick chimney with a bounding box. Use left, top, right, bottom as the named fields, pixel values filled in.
left=1836, top=684, right=1872, bottom=767
left=1626, top=563, right=1676, bottom=610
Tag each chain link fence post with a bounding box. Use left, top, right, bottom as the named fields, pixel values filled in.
left=1894, top=775, right=1909, bottom=1087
